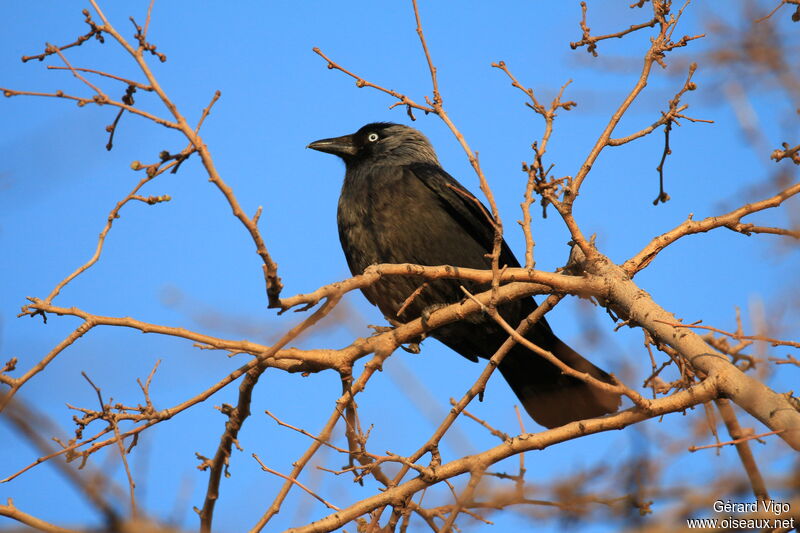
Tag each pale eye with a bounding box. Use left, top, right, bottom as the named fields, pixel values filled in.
left=367, top=132, right=379, bottom=142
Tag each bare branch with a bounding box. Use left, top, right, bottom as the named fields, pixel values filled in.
left=285, top=377, right=721, bottom=533
left=714, top=399, right=770, bottom=502
left=755, top=0, right=800, bottom=23
left=570, top=1, right=659, bottom=56
left=624, top=181, right=800, bottom=275
left=253, top=454, right=341, bottom=511
left=654, top=320, right=800, bottom=349
left=46, top=66, right=153, bottom=91
left=0, top=499, right=79, bottom=533
left=21, top=9, right=104, bottom=63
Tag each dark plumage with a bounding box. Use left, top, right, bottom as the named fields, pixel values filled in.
left=308, top=122, right=620, bottom=428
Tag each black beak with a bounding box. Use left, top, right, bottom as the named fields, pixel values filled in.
left=307, top=134, right=358, bottom=157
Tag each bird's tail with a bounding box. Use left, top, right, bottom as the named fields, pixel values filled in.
left=497, top=336, right=621, bottom=429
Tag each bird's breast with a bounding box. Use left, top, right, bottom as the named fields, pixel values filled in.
left=337, top=164, right=490, bottom=273
left=335, top=163, right=496, bottom=322
left=337, top=167, right=417, bottom=273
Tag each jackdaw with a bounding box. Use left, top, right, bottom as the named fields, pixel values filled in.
left=308, top=122, right=620, bottom=428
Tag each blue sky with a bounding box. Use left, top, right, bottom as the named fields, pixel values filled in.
left=1, top=2, right=798, bottom=532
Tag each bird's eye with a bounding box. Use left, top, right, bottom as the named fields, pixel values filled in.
left=367, top=132, right=379, bottom=142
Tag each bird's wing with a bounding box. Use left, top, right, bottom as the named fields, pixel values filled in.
left=407, top=163, right=521, bottom=269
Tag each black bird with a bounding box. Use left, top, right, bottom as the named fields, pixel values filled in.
left=308, top=122, right=620, bottom=428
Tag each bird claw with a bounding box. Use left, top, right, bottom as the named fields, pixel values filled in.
left=400, top=342, right=421, bottom=354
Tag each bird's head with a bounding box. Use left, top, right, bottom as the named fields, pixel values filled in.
left=307, top=122, right=439, bottom=166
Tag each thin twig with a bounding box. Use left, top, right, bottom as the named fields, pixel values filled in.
left=714, top=399, right=770, bottom=502
left=199, top=296, right=343, bottom=532
left=46, top=66, right=153, bottom=90
left=0, top=499, right=79, bottom=533
left=624, top=181, right=800, bottom=275
left=653, top=320, right=800, bottom=349
left=570, top=1, right=659, bottom=56
left=688, top=429, right=785, bottom=452
left=284, top=378, right=721, bottom=533
left=439, top=468, right=486, bottom=533
left=253, top=454, right=341, bottom=511
left=451, top=399, right=510, bottom=441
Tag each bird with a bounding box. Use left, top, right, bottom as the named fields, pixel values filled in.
left=308, top=122, right=621, bottom=428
